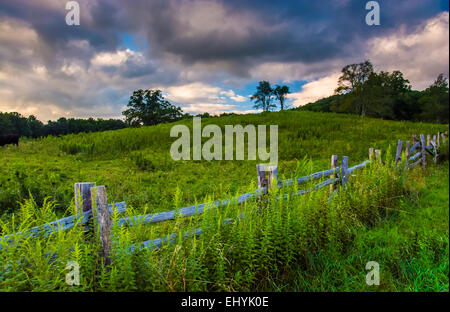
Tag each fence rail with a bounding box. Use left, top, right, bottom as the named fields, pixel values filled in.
left=0, top=131, right=448, bottom=265
left=0, top=202, right=126, bottom=248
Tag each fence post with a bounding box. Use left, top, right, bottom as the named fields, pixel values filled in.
left=412, top=134, right=418, bottom=145
left=90, top=185, right=112, bottom=267
left=437, top=132, right=441, bottom=148
left=256, top=164, right=278, bottom=194
left=330, top=155, right=338, bottom=193
left=405, top=141, right=410, bottom=168
left=375, top=149, right=381, bottom=163
left=431, top=138, right=437, bottom=164
left=442, top=132, right=446, bottom=144
left=420, top=134, right=426, bottom=169
left=340, top=156, right=349, bottom=186
left=369, top=148, right=374, bottom=161
left=395, top=140, right=403, bottom=166
left=74, top=182, right=95, bottom=214
left=427, top=135, right=431, bottom=147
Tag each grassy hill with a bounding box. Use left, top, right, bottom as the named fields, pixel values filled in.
left=0, top=110, right=448, bottom=291
left=0, top=110, right=447, bottom=214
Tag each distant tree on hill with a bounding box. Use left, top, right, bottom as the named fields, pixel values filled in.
left=197, top=112, right=211, bottom=118
left=251, top=81, right=276, bottom=112
left=335, top=60, right=374, bottom=95
left=341, top=70, right=412, bottom=118
left=27, top=115, right=45, bottom=138
left=274, top=85, right=290, bottom=111
left=418, top=73, right=449, bottom=123
left=122, top=89, right=183, bottom=126
left=298, top=64, right=448, bottom=124
left=0, top=113, right=13, bottom=134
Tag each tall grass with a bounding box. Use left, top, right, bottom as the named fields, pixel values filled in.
left=2, top=153, right=441, bottom=291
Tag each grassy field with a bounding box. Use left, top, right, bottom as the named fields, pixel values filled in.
left=0, top=110, right=447, bottom=215
left=0, top=110, right=448, bottom=291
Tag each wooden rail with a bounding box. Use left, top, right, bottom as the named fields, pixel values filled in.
left=0, top=202, right=126, bottom=247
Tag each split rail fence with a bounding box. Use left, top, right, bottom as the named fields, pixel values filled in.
left=0, top=131, right=448, bottom=266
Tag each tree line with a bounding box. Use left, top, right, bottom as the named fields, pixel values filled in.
left=298, top=60, right=449, bottom=124
left=0, top=112, right=126, bottom=138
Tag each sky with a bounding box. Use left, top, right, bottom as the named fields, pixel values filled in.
left=0, top=0, right=448, bottom=121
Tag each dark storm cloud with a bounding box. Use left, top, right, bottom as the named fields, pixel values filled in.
left=0, top=0, right=130, bottom=70
left=0, top=0, right=445, bottom=75
left=113, top=0, right=446, bottom=76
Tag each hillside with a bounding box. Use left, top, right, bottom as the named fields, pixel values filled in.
left=0, top=110, right=447, bottom=215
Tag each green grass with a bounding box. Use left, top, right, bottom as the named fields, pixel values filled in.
left=288, top=162, right=449, bottom=292
left=0, top=110, right=448, bottom=291
left=0, top=110, right=447, bottom=215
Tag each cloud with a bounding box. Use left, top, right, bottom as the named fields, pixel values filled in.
left=289, top=73, right=340, bottom=107
left=164, top=82, right=250, bottom=114
left=220, top=90, right=247, bottom=102
left=366, top=11, right=449, bottom=90
left=165, top=82, right=222, bottom=104
left=91, top=49, right=139, bottom=67
left=181, top=103, right=238, bottom=115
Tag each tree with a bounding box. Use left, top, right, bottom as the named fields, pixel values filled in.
left=122, top=89, right=183, bottom=126
left=335, top=60, right=375, bottom=116
left=335, top=60, right=374, bottom=95
left=197, top=112, right=211, bottom=118
left=338, top=70, right=413, bottom=119
left=274, top=85, right=290, bottom=111
left=0, top=113, right=13, bottom=135
left=250, top=81, right=276, bottom=111
left=418, top=74, right=449, bottom=123
left=27, top=115, right=44, bottom=138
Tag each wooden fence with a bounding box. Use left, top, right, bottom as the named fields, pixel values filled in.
left=0, top=131, right=448, bottom=266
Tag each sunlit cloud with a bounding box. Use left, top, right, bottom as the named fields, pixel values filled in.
left=366, top=11, right=449, bottom=90
left=288, top=73, right=340, bottom=107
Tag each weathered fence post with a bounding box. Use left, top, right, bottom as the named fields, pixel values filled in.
left=256, top=164, right=278, bottom=194
left=369, top=148, right=374, bottom=161
left=442, top=132, right=446, bottom=144
left=420, top=134, right=426, bottom=168
left=330, top=155, right=338, bottom=193
left=405, top=141, right=410, bottom=168
left=427, top=135, right=431, bottom=147
left=437, top=132, right=441, bottom=148
left=431, top=137, right=437, bottom=164
left=90, top=185, right=112, bottom=267
left=340, top=156, right=349, bottom=186
left=395, top=140, right=403, bottom=166
left=375, top=149, right=381, bottom=163
left=74, top=182, right=95, bottom=214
